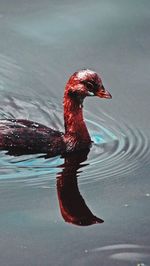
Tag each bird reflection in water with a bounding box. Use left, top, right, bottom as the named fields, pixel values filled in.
left=57, top=149, right=104, bottom=226
left=2, top=145, right=104, bottom=226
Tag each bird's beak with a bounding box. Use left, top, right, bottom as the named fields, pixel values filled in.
left=95, top=85, right=112, bottom=99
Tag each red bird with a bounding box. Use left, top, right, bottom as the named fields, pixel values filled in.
left=0, top=69, right=112, bottom=156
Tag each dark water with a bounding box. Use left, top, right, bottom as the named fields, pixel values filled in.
left=0, top=0, right=150, bottom=265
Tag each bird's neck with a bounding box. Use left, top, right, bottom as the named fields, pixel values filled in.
left=63, top=95, right=91, bottom=145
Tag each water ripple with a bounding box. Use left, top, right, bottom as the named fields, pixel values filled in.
left=0, top=90, right=149, bottom=188
left=79, top=111, right=150, bottom=184
left=89, top=244, right=150, bottom=263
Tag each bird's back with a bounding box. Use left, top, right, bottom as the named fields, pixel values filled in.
left=0, top=119, right=65, bottom=156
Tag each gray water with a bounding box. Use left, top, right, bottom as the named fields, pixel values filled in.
left=0, top=0, right=150, bottom=265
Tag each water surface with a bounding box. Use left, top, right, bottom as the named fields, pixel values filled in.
left=0, top=0, right=150, bottom=265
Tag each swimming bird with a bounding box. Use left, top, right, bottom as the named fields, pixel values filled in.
left=0, top=69, right=112, bottom=156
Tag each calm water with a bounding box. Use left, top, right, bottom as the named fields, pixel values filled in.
left=0, top=0, right=150, bottom=265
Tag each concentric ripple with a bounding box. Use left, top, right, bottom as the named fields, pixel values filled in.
left=0, top=91, right=149, bottom=188
left=87, top=244, right=150, bottom=264
left=78, top=110, right=150, bottom=185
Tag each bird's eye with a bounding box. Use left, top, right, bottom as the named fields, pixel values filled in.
left=86, top=81, right=94, bottom=91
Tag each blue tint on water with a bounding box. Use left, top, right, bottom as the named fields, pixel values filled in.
left=91, top=134, right=104, bottom=144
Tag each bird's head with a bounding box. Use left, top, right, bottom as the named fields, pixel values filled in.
left=65, top=69, right=112, bottom=103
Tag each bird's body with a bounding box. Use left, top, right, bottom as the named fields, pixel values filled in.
left=0, top=69, right=112, bottom=156
left=0, top=119, right=65, bottom=156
